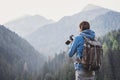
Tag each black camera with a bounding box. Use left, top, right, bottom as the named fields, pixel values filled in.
left=65, top=35, right=74, bottom=45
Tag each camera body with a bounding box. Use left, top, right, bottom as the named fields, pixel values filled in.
left=65, top=35, right=74, bottom=45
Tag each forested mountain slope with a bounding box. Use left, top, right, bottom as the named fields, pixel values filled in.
left=0, top=25, right=45, bottom=80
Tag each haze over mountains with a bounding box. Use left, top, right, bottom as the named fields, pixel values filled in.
left=0, top=25, right=45, bottom=80
left=5, top=15, right=54, bottom=36
left=3, top=4, right=120, bottom=57
left=0, top=4, right=120, bottom=80
left=26, top=4, right=120, bottom=56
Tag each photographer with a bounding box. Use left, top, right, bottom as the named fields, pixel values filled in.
left=67, top=21, right=95, bottom=80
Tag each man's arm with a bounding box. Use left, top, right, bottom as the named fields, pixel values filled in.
left=68, top=37, right=79, bottom=57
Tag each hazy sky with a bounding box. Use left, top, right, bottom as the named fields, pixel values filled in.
left=0, top=0, right=120, bottom=24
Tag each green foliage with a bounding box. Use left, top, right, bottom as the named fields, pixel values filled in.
left=102, top=42, right=108, bottom=55
left=0, top=25, right=45, bottom=80
left=97, top=29, right=120, bottom=80
left=37, top=52, right=75, bottom=80
left=112, top=40, right=119, bottom=50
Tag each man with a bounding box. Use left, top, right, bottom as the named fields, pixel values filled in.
left=68, top=21, right=95, bottom=80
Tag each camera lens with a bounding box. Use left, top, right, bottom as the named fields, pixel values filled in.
left=65, top=40, right=71, bottom=45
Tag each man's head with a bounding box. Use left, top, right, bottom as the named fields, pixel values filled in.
left=79, top=21, right=90, bottom=32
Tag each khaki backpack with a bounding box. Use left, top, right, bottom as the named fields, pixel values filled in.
left=76, top=36, right=103, bottom=71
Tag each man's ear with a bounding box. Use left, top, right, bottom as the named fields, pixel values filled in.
left=80, top=28, right=82, bottom=32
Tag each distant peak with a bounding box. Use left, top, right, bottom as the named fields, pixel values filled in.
left=32, top=15, right=53, bottom=21
left=33, top=15, right=43, bottom=17
left=82, top=4, right=105, bottom=12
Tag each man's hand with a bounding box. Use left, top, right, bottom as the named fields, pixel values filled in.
left=65, top=35, right=74, bottom=45
left=70, top=35, right=74, bottom=41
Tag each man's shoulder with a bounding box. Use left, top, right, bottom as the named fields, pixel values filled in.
left=75, top=35, right=83, bottom=38
left=75, top=35, right=84, bottom=41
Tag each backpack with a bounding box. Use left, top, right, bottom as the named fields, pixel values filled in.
left=76, top=36, right=103, bottom=71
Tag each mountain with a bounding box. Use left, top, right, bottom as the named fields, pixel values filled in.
left=0, top=25, right=45, bottom=80
left=91, top=11, right=120, bottom=36
left=97, top=29, right=120, bottom=80
left=25, top=4, right=120, bottom=57
left=82, top=4, right=107, bottom=12
left=4, top=15, right=54, bottom=36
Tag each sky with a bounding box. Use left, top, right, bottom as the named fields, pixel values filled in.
left=0, top=0, right=120, bottom=24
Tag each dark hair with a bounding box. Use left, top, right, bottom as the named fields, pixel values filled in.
left=79, top=21, right=90, bottom=31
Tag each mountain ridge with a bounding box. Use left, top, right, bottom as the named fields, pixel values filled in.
left=26, top=4, right=120, bottom=57
left=0, top=25, right=45, bottom=80
left=4, top=15, right=54, bottom=36
left=82, top=4, right=105, bottom=11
